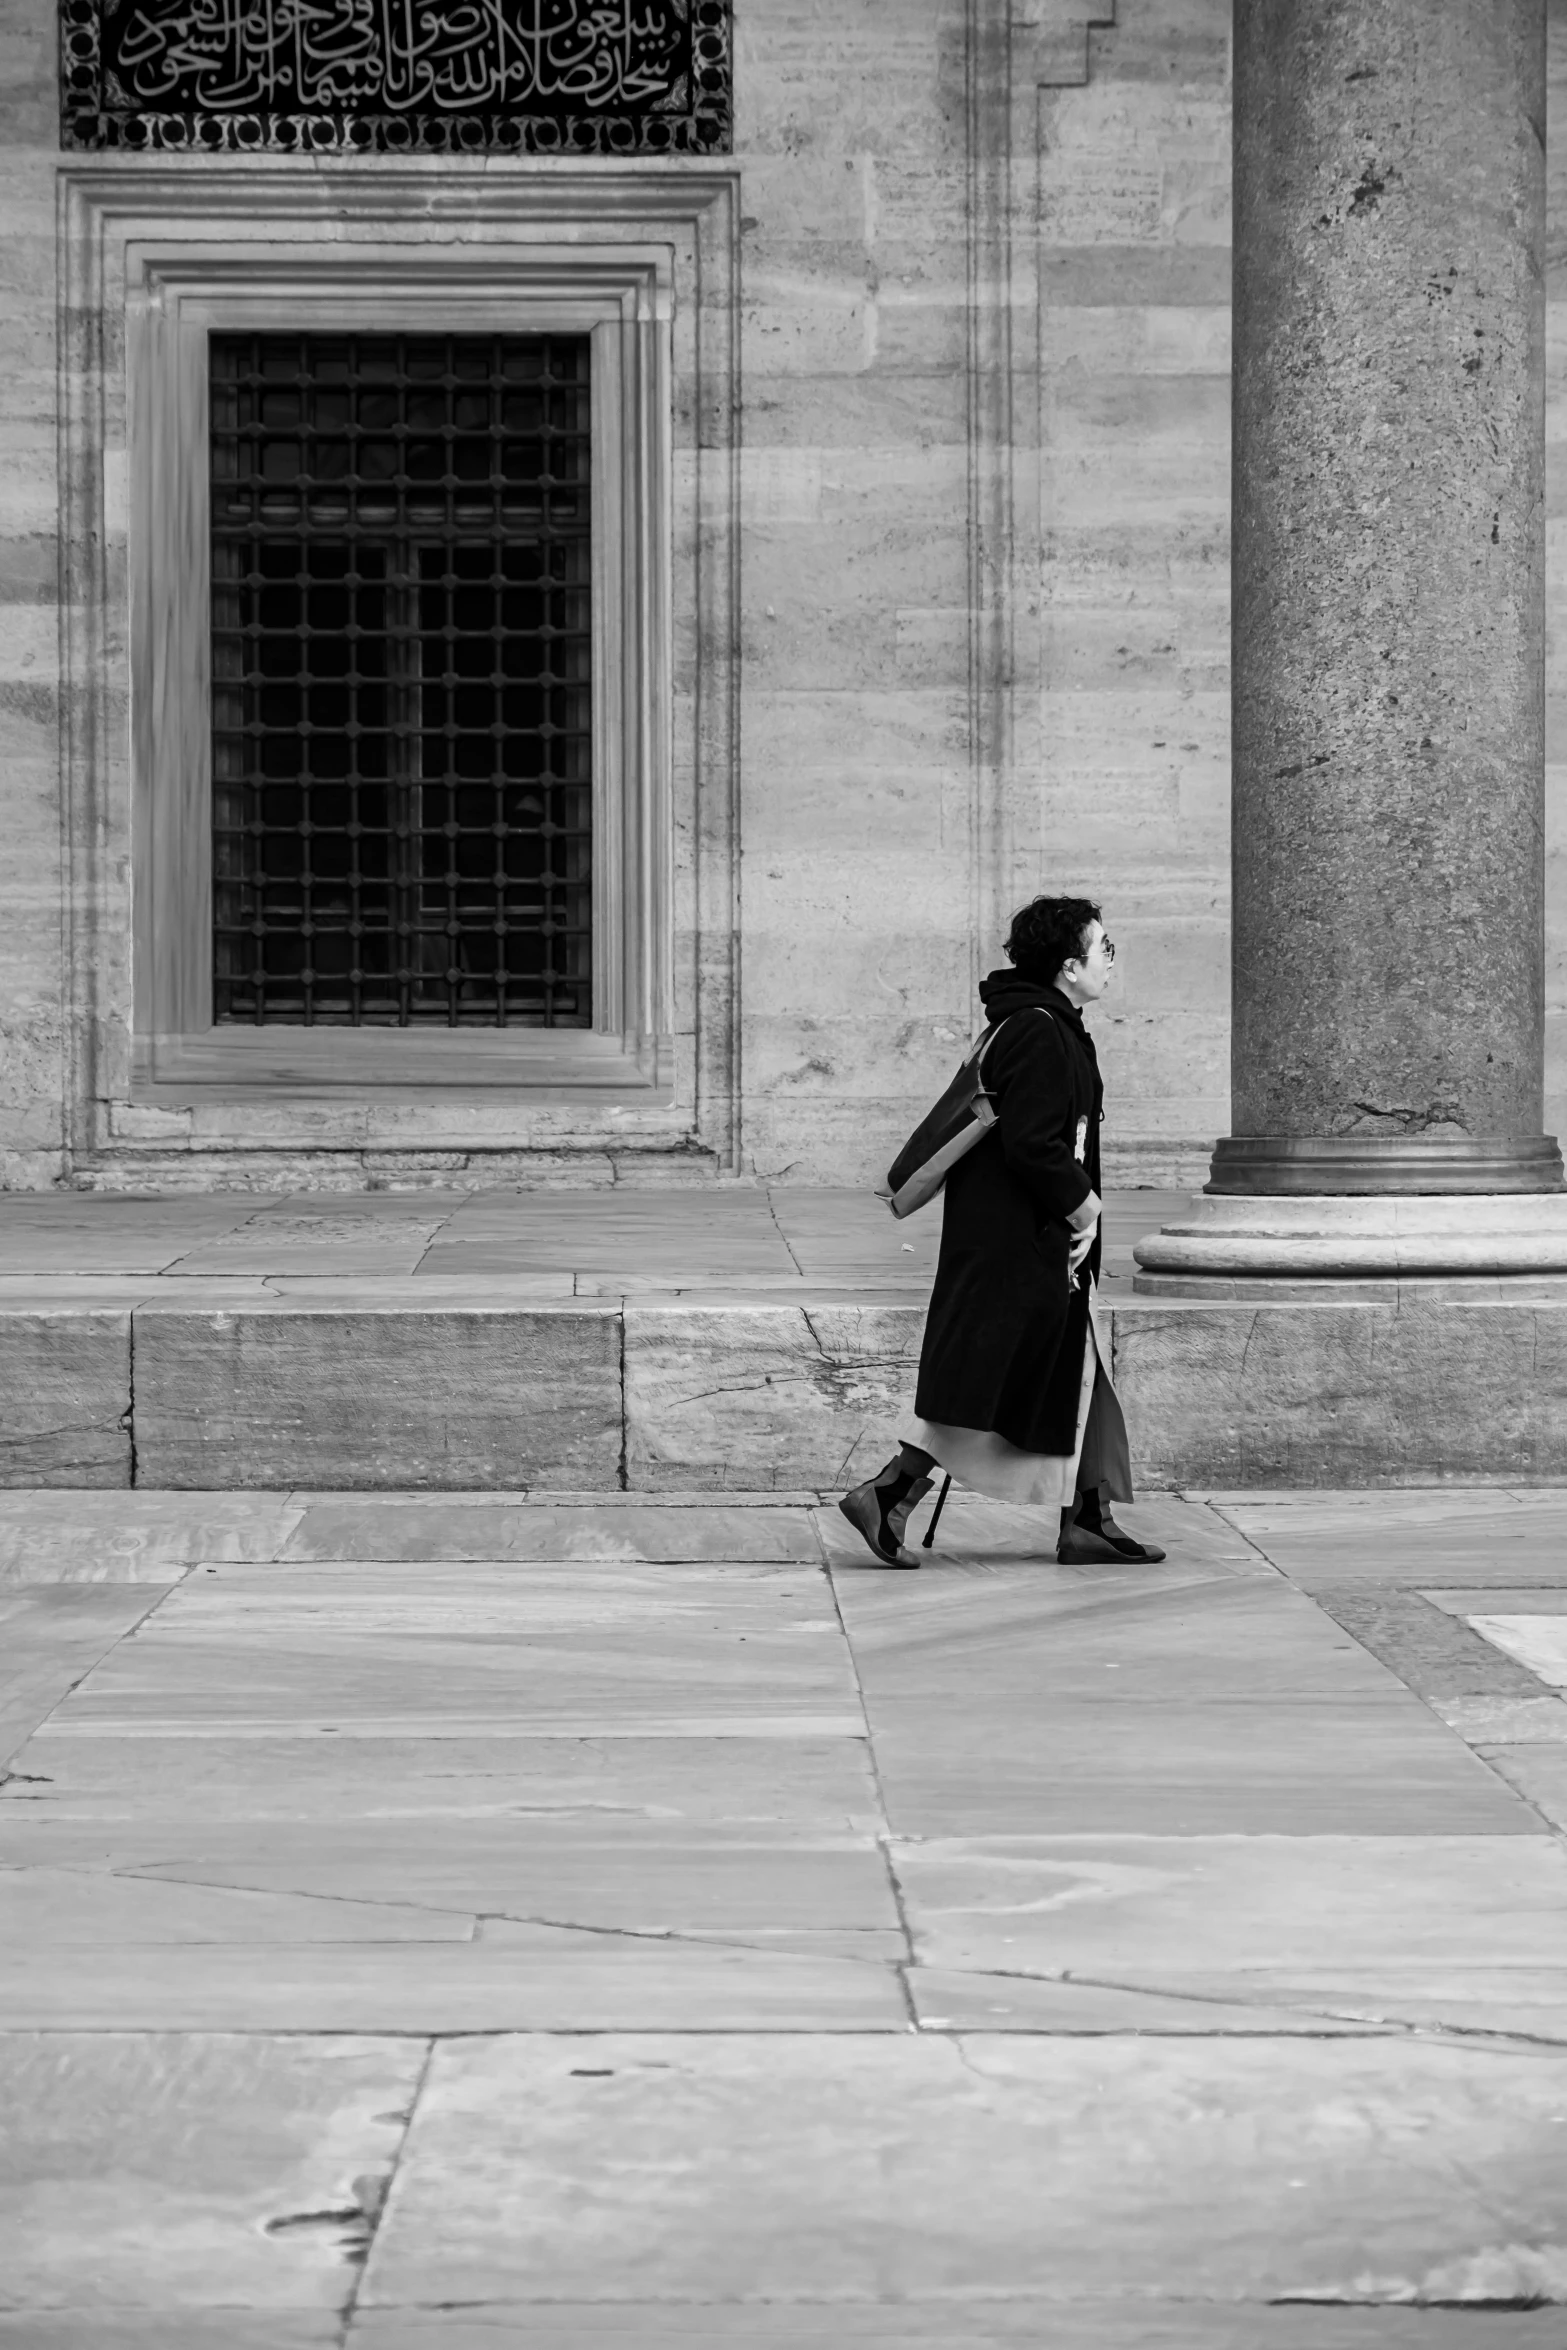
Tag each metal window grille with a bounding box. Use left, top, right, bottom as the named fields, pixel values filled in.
left=210, top=330, right=592, bottom=1028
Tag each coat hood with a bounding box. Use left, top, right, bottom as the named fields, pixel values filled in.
left=977, top=968, right=1085, bottom=1032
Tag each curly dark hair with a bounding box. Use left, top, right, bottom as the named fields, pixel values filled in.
left=1004, top=894, right=1102, bottom=986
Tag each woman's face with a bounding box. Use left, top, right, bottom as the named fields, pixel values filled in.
left=1060, top=920, right=1116, bottom=1003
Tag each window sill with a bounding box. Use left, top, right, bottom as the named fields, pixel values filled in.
left=135, top=1027, right=672, bottom=1096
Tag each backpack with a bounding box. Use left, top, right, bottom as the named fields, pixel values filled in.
left=879, top=1018, right=1014, bottom=1219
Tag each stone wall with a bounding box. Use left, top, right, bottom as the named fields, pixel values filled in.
left=733, top=2, right=974, bottom=1186
left=1034, top=1, right=1232, bottom=1183
left=0, top=0, right=1561, bottom=1189
left=0, top=0, right=66, bottom=1190
left=737, top=0, right=1233, bottom=1190
left=1546, top=0, right=1567, bottom=1155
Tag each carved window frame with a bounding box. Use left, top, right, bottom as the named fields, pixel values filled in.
left=58, top=165, right=741, bottom=1163
left=130, top=249, right=670, bottom=1092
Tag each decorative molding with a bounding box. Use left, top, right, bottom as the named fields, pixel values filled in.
left=57, top=161, right=743, bottom=1168
left=62, top=0, right=732, bottom=157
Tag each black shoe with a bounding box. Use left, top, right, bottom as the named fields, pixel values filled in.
left=839, top=1465, right=934, bottom=1568
left=1057, top=1516, right=1167, bottom=1566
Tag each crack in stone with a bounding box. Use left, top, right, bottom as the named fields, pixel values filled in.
left=110, top=1860, right=483, bottom=1929
left=472, top=1907, right=896, bottom=1968
left=672, top=1376, right=818, bottom=1408
left=338, top=2039, right=436, bottom=2327
left=932, top=1964, right=1567, bottom=2050
left=961, top=1964, right=1377, bottom=2029
left=1345, top=1099, right=1468, bottom=1135
left=119, top=1310, right=138, bottom=1483
left=762, top=1191, right=806, bottom=1277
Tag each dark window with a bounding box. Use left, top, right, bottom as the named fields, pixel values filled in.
left=209, top=331, right=592, bottom=1028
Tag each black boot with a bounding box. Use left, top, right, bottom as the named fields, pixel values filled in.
left=1057, top=1484, right=1167, bottom=1565
left=840, top=1457, right=935, bottom=1568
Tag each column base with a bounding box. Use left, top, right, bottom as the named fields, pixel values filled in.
left=1207, top=1136, right=1564, bottom=1195
left=1133, top=1190, right=1567, bottom=1296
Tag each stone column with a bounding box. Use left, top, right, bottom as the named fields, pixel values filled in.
left=1138, top=0, right=1567, bottom=1287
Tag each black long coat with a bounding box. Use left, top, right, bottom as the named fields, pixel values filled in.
left=913, top=972, right=1103, bottom=1456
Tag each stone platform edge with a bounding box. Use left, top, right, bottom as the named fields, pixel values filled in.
left=3, top=1288, right=1565, bottom=1491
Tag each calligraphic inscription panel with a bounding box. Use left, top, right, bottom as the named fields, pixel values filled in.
left=62, top=0, right=731, bottom=153
left=211, top=332, right=593, bottom=1030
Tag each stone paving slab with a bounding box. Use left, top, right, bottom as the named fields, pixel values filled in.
left=0, top=2032, right=422, bottom=2311
left=276, top=1501, right=823, bottom=1562
left=0, top=1185, right=952, bottom=1286
left=1476, top=1745, right=1567, bottom=1830
left=903, top=1967, right=1393, bottom=2035
left=0, top=1864, right=475, bottom=1945
left=0, top=1586, right=170, bottom=1769
left=0, top=1821, right=899, bottom=1934
left=29, top=1561, right=859, bottom=1734
left=831, top=1557, right=1535, bottom=1836
left=1199, top=1487, right=1563, bottom=1508
left=1428, top=1585, right=1567, bottom=1612
left=891, top=1834, right=1567, bottom=2003
left=10, top=1728, right=884, bottom=1826
left=0, top=1195, right=273, bottom=1275
left=1432, top=1692, right=1567, bottom=1741
left=27, top=1710, right=868, bottom=1741
left=1211, top=1490, right=1567, bottom=1582
left=575, top=1277, right=931, bottom=1298
left=18, top=2310, right=1567, bottom=2349
left=0, top=2322, right=339, bottom=2349
left=358, top=2035, right=1567, bottom=2309
left=1088, top=1968, right=1567, bottom=2042
left=0, top=1943, right=910, bottom=2033
left=0, top=1492, right=307, bottom=1581
left=1467, top=1612, right=1567, bottom=1685
left=342, top=2314, right=1567, bottom=2349
left=828, top=1566, right=1400, bottom=1697
left=859, top=1703, right=1540, bottom=1834
left=165, top=1215, right=451, bottom=1277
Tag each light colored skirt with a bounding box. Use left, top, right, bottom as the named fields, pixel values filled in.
left=905, top=1281, right=1132, bottom=1509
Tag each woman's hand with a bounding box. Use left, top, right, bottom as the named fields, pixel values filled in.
left=1067, top=1219, right=1099, bottom=1278
left=1066, top=1187, right=1102, bottom=1282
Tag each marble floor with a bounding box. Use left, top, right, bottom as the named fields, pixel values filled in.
left=3, top=1484, right=1567, bottom=2346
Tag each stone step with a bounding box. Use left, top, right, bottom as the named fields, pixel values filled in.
left=3, top=1277, right=1566, bottom=1490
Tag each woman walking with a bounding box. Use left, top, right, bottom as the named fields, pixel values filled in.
left=841, top=895, right=1166, bottom=1570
